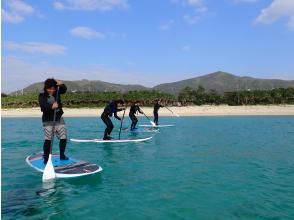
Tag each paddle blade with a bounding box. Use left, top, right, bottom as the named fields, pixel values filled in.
left=150, top=121, right=156, bottom=126
left=42, top=154, right=56, bottom=182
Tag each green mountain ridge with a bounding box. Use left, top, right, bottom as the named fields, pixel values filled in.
left=12, top=71, right=294, bottom=95
left=154, top=71, right=294, bottom=94
left=12, top=79, right=149, bottom=94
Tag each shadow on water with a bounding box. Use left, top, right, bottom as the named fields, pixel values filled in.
left=1, top=184, right=57, bottom=219
left=2, top=174, right=103, bottom=220
left=2, top=188, right=40, bottom=218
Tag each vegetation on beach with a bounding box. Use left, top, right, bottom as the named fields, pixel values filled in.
left=178, top=86, right=294, bottom=105
left=1, top=90, right=177, bottom=108
left=2, top=87, right=294, bottom=108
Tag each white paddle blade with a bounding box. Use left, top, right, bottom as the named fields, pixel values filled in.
left=42, top=154, right=56, bottom=182
left=150, top=121, right=156, bottom=126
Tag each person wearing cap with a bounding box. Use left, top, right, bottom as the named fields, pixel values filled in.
left=38, top=78, right=68, bottom=164
left=101, top=100, right=125, bottom=140
left=153, top=100, right=164, bottom=125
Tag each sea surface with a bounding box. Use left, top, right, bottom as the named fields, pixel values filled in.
left=2, top=116, right=294, bottom=220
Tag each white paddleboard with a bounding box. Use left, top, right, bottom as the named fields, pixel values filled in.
left=26, top=153, right=102, bottom=178
left=139, top=125, right=175, bottom=128
left=120, top=128, right=159, bottom=133
left=70, top=136, right=153, bottom=143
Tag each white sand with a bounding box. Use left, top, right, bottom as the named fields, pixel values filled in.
left=1, top=105, right=294, bottom=117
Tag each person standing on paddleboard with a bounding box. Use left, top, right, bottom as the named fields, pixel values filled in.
left=129, top=101, right=143, bottom=131
left=153, top=100, right=164, bottom=125
left=101, top=100, right=125, bottom=140
left=39, top=78, right=68, bottom=164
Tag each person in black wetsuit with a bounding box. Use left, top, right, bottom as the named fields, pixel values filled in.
left=39, top=78, right=68, bottom=164
left=101, top=100, right=125, bottom=140
left=129, top=101, right=143, bottom=131
left=153, top=100, right=164, bottom=125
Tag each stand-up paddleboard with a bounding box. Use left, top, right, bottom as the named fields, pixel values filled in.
left=70, top=136, right=152, bottom=143
left=139, top=125, right=175, bottom=128
left=120, top=128, right=159, bottom=133
left=130, top=128, right=159, bottom=133
left=26, top=153, right=102, bottom=178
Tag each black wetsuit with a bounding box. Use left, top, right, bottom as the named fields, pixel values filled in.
left=101, top=101, right=122, bottom=140
left=39, top=84, right=67, bottom=163
left=129, top=104, right=143, bottom=130
left=39, top=84, right=67, bottom=122
left=153, top=103, right=163, bottom=125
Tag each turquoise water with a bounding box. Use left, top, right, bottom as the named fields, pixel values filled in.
left=2, top=116, right=294, bottom=220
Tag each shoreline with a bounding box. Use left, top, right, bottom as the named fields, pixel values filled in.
left=1, top=105, right=294, bottom=117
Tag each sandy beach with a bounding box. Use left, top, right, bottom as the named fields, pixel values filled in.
left=1, top=105, right=294, bottom=117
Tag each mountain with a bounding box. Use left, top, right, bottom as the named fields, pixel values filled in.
left=153, top=71, right=294, bottom=94
left=12, top=79, right=149, bottom=94
left=12, top=71, right=294, bottom=95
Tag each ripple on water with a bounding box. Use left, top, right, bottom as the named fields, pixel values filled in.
left=2, top=116, right=294, bottom=220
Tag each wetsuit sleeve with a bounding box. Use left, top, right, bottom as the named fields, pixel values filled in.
left=58, top=84, right=67, bottom=94
left=114, top=112, right=121, bottom=120
left=39, top=94, right=52, bottom=112
left=138, top=107, right=143, bottom=114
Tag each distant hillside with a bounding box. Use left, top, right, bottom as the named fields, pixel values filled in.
left=11, top=71, right=294, bottom=95
left=153, top=71, right=294, bottom=94
left=12, top=79, right=149, bottom=94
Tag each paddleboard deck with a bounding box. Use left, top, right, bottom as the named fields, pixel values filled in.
left=139, top=125, right=175, bottom=128
left=70, top=136, right=152, bottom=143
left=26, top=153, right=102, bottom=178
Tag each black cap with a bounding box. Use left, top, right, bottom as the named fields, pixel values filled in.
left=44, top=78, right=57, bottom=90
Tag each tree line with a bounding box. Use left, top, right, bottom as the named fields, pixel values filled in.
left=179, top=86, right=294, bottom=105
left=2, top=87, right=294, bottom=108
left=1, top=90, right=177, bottom=108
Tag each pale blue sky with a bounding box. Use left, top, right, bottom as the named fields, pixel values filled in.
left=2, top=0, right=294, bottom=92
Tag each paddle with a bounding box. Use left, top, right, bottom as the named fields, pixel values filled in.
left=165, top=106, right=180, bottom=117
left=118, top=108, right=126, bottom=140
left=140, top=109, right=156, bottom=126
left=42, top=86, right=60, bottom=182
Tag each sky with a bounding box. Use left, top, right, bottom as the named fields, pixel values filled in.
left=2, top=0, right=294, bottom=92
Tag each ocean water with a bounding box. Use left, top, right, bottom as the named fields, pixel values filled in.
left=2, top=116, right=294, bottom=220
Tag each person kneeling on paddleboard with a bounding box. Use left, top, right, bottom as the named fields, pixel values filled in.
left=129, top=100, right=143, bottom=131
left=101, top=100, right=125, bottom=140
left=39, top=78, right=68, bottom=164
left=154, top=100, right=164, bottom=125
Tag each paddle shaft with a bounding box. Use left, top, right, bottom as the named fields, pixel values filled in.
left=118, top=108, right=126, bottom=140
left=165, top=106, right=178, bottom=116
left=50, top=87, right=60, bottom=154
left=141, top=110, right=153, bottom=122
